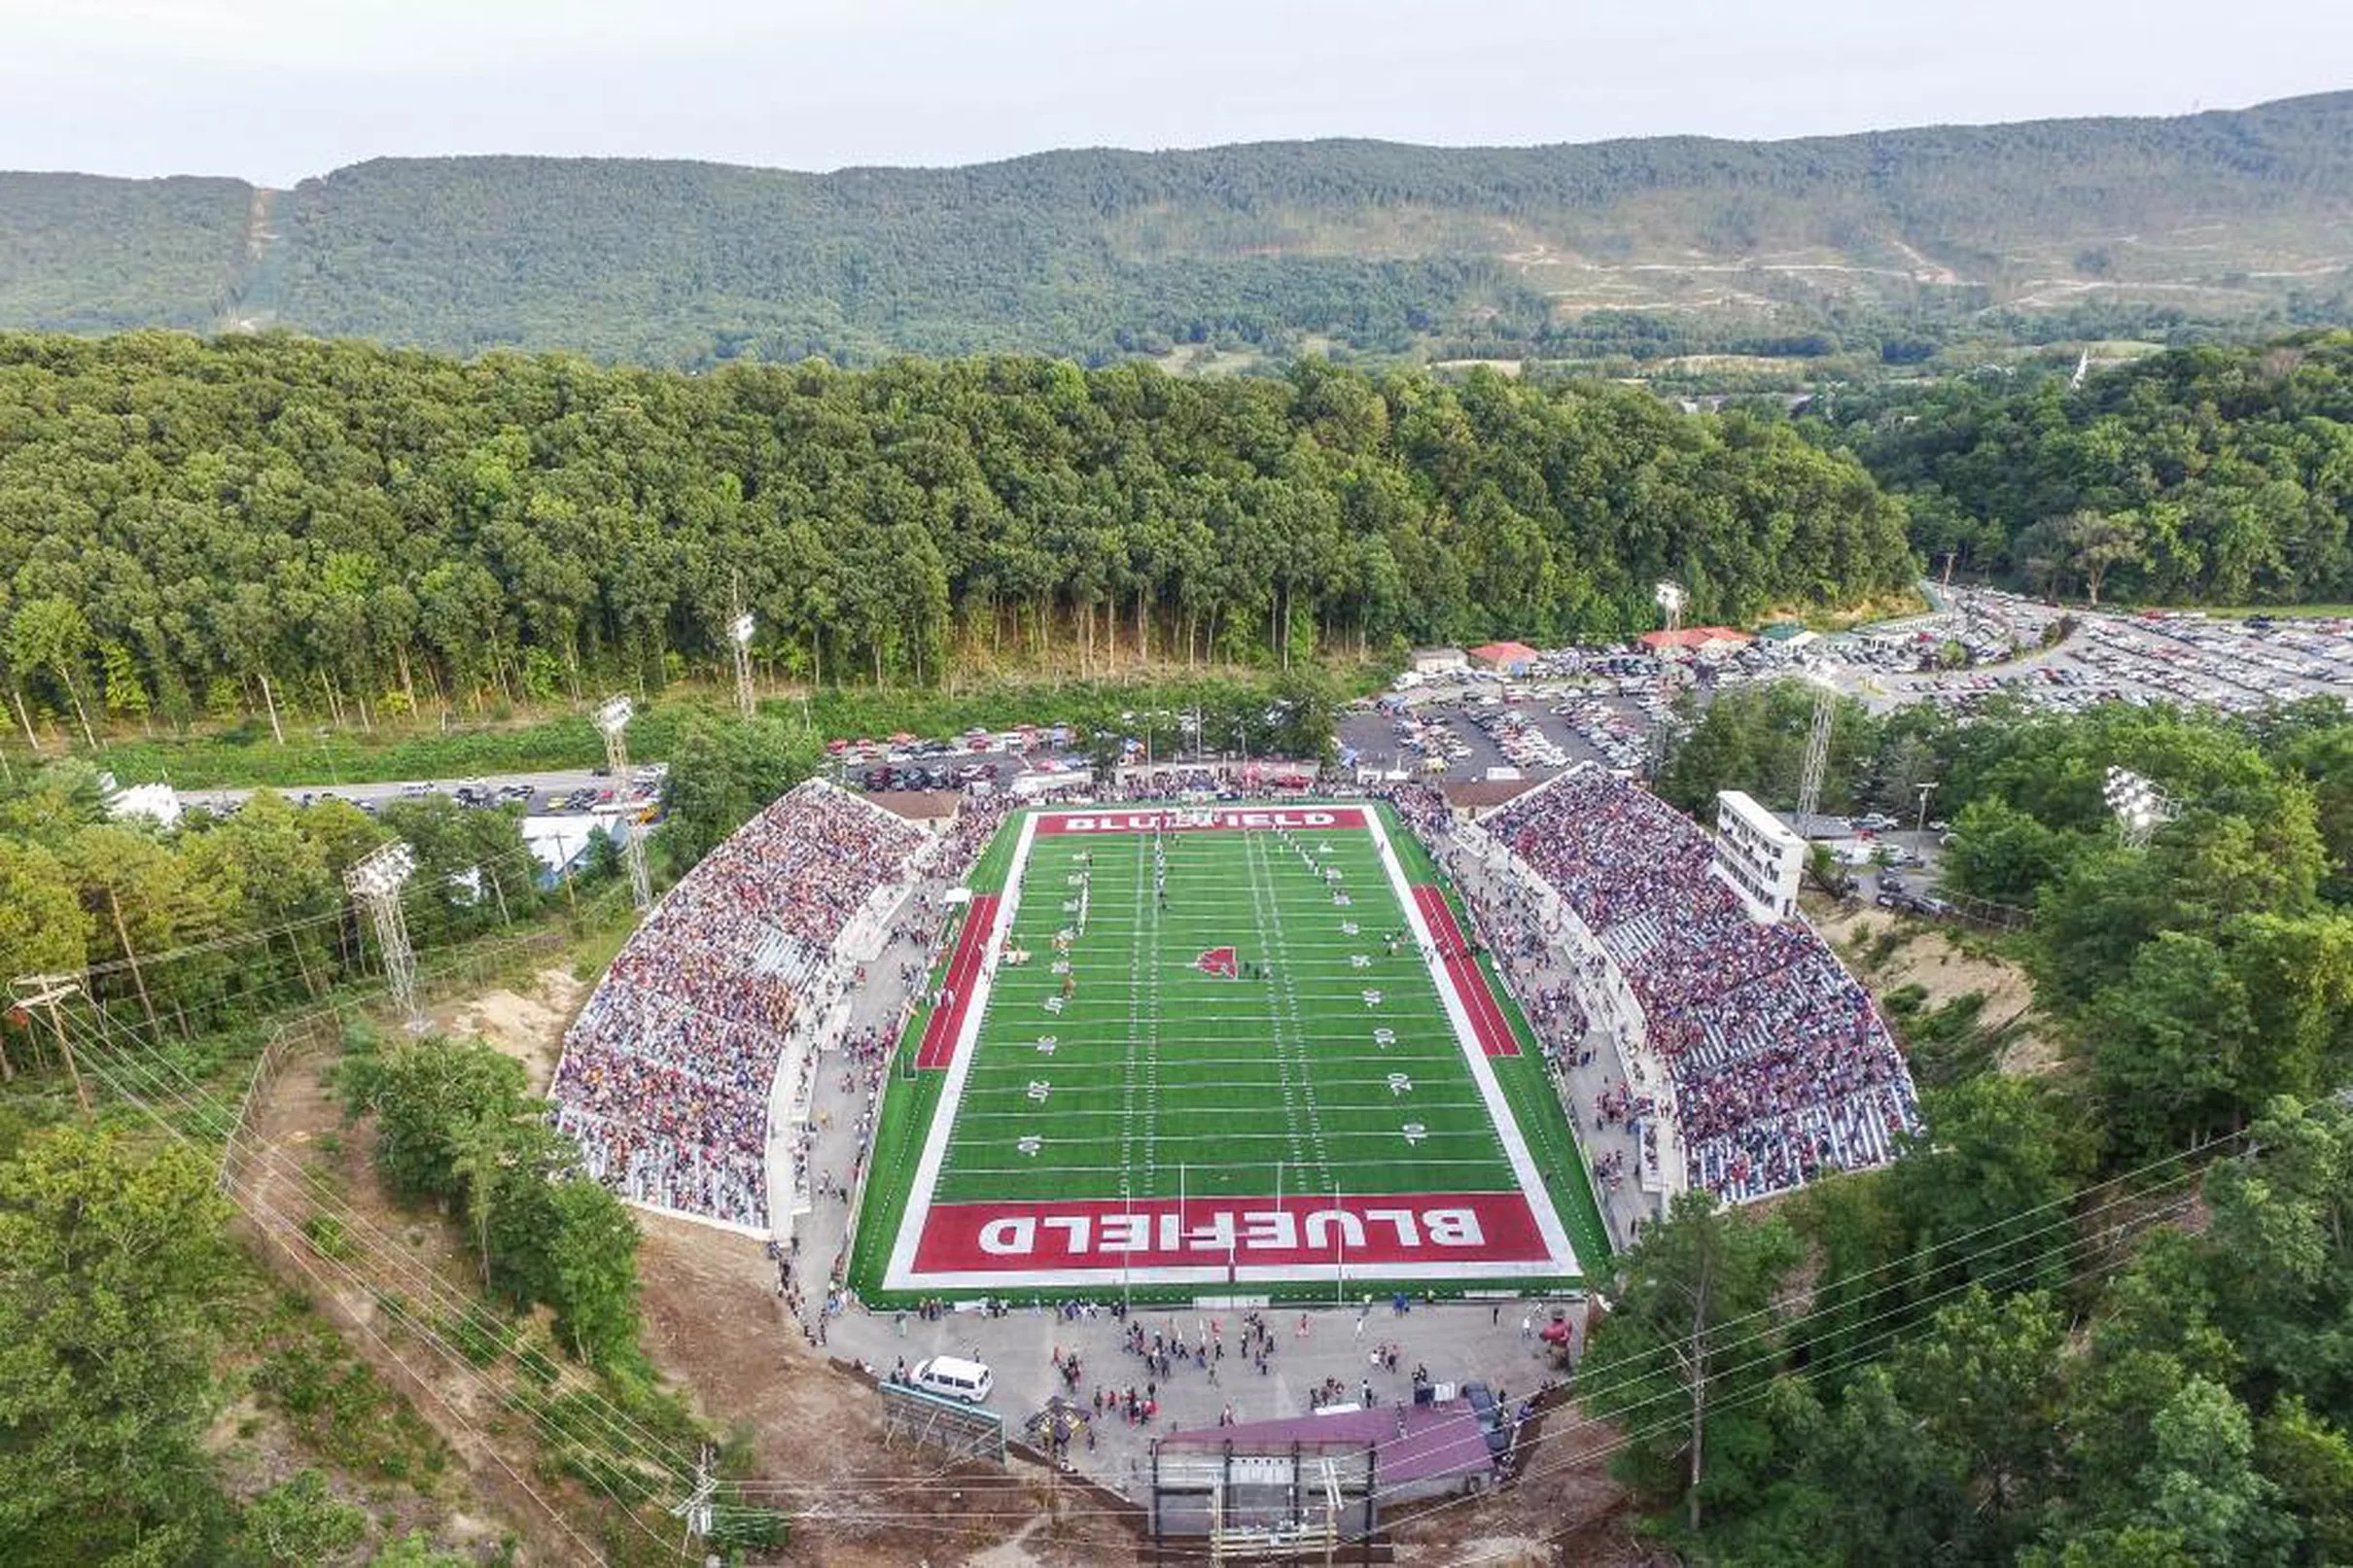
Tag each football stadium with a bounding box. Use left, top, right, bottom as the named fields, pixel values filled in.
left=547, top=766, right=1921, bottom=1310
left=847, top=802, right=1611, bottom=1303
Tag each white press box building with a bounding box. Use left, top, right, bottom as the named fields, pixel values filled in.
left=1712, top=789, right=1806, bottom=923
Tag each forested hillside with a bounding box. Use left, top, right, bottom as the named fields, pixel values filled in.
left=0, top=173, right=253, bottom=332
left=4, top=93, right=2351, bottom=366
left=1836, top=331, right=2353, bottom=603
left=0, top=332, right=1911, bottom=740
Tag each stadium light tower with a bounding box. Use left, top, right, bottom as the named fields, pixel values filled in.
left=1654, top=580, right=1686, bottom=636
left=728, top=610, right=757, bottom=721
left=596, top=696, right=654, bottom=912
left=1648, top=581, right=1687, bottom=778
left=345, top=840, right=425, bottom=1032
left=2102, top=766, right=2177, bottom=850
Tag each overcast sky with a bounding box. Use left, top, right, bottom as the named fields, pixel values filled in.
left=3, top=0, right=2348, bottom=186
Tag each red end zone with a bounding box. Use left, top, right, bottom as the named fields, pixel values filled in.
left=914, top=893, right=1001, bottom=1070
left=1036, top=807, right=1368, bottom=835
left=1413, top=886, right=1519, bottom=1057
left=911, top=1191, right=1548, bottom=1273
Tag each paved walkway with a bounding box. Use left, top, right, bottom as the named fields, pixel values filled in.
left=771, top=831, right=1593, bottom=1495
left=1430, top=825, right=1674, bottom=1248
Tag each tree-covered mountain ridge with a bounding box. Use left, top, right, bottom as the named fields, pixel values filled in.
left=3, top=91, right=2351, bottom=366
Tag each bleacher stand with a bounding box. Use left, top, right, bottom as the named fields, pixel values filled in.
left=1480, top=765, right=1922, bottom=1202
left=549, top=779, right=927, bottom=1231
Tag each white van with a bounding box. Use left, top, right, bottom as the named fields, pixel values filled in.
left=912, top=1355, right=994, bottom=1404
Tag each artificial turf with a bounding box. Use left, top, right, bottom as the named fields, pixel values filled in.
left=845, top=803, right=1610, bottom=1304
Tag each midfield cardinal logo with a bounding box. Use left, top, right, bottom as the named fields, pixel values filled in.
left=1195, top=946, right=1239, bottom=979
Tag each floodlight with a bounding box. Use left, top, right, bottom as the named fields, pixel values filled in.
left=594, top=696, right=635, bottom=735
left=728, top=612, right=756, bottom=646
left=1654, top=581, right=1686, bottom=615
left=344, top=840, right=417, bottom=899
left=2102, top=766, right=2176, bottom=845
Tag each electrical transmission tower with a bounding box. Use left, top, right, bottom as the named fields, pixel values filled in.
left=344, top=840, right=425, bottom=1032
left=1796, top=679, right=1836, bottom=824
left=596, top=696, right=653, bottom=913
left=728, top=609, right=757, bottom=722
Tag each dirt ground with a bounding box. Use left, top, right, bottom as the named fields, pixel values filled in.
left=428, top=965, right=587, bottom=1094
left=632, top=1213, right=1141, bottom=1565
left=237, top=1028, right=583, bottom=1564
left=1816, top=905, right=2058, bottom=1074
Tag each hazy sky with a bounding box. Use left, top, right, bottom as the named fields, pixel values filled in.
left=4, top=0, right=2349, bottom=186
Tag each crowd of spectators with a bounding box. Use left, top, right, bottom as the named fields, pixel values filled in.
left=550, top=780, right=927, bottom=1230
left=1482, top=766, right=1921, bottom=1202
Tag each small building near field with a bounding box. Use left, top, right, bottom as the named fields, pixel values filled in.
left=1468, top=640, right=1540, bottom=675
left=1408, top=646, right=1469, bottom=676
left=1758, top=620, right=1818, bottom=648
left=862, top=790, right=961, bottom=832
left=1713, top=788, right=1806, bottom=922
left=1152, top=1398, right=1497, bottom=1536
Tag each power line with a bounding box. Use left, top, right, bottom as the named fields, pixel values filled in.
left=66, top=1007, right=709, bottom=1494
left=61, top=1024, right=690, bottom=1559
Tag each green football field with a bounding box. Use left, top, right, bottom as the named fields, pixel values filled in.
left=848, top=803, right=1608, bottom=1304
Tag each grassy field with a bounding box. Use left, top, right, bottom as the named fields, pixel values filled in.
left=847, top=804, right=1607, bottom=1305
left=24, top=668, right=1369, bottom=792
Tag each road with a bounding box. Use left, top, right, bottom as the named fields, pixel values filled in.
left=180, top=768, right=632, bottom=818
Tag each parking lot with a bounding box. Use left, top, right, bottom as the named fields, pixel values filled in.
left=1816, top=587, right=2353, bottom=718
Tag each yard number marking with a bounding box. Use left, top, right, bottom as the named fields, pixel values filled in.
left=1016, top=1134, right=1043, bottom=1157
left=1027, top=1080, right=1052, bottom=1103
left=1387, top=1073, right=1413, bottom=1096
left=1401, top=1123, right=1428, bottom=1145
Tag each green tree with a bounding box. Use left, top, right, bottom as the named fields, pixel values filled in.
left=0, top=1127, right=237, bottom=1565
left=1581, top=1191, right=1802, bottom=1533
left=235, top=1470, right=367, bottom=1567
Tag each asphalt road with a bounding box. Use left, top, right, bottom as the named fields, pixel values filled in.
left=180, top=768, right=625, bottom=817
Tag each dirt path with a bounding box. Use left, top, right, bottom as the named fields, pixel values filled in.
left=236, top=1029, right=585, bottom=1562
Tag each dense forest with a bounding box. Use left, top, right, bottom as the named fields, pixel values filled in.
left=1618, top=689, right=2353, bottom=1562
left=1827, top=331, right=2353, bottom=603
left=0, top=332, right=1914, bottom=744
left=4, top=94, right=2350, bottom=366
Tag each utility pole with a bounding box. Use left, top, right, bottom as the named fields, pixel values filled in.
left=107, top=887, right=161, bottom=1041
left=345, top=841, right=425, bottom=1033
left=670, top=1444, right=718, bottom=1561
left=12, top=974, right=89, bottom=1118
left=597, top=696, right=653, bottom=913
